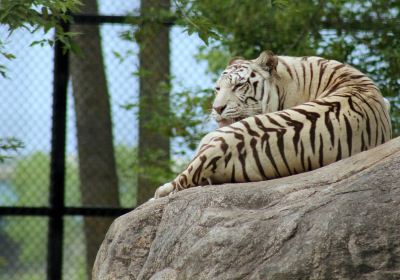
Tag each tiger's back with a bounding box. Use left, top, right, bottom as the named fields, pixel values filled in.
left=206, top=93, right=390, bottom=184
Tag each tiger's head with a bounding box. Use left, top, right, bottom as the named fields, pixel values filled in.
left=212, top=50, right=279, bottom=127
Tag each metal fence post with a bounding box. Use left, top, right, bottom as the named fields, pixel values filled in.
left=47, top=21, right=70, bottom=280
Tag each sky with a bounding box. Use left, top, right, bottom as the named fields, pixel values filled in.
left=0, top=0, right=215, bottom=157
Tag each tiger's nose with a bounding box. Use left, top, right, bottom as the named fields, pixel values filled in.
left=214, top=105, right=227, bottom=115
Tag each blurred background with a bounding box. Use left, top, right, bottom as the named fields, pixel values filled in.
left=0, top=0, right=399, bottom=279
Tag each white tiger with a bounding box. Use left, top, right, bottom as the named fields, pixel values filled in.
left=154, top=51, right=392, bottom=198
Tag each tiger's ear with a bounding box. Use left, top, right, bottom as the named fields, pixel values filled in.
left=255, top=50, right=279, bottom=77
left=228, top=56, right=245, bottom=66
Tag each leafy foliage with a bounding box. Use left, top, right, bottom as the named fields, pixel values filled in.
left=114, top=145, right=138, bottom=206
left=0, top=138, right=23, bottom=163
left=0, top=0, right=82, bottom=32
left=174, top=0, right=400, bottom=136
left=122, top=84, right=213, bottom=184
left=0, top=40, right=16, bottom=78
left=0, top=0, right=82, bottom=62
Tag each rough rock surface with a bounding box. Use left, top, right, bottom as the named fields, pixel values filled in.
left=93, top=137, right=400, bottom=280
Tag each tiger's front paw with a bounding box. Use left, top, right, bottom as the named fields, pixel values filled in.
left=154, top=182, right=175, bottom=199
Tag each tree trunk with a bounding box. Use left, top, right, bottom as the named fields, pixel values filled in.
left=70, top=0, right=120, bottom=277
left=137, top=0, right=171, bottom=205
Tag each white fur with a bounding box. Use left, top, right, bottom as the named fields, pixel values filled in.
left=154, top=182, right=174, bottom=198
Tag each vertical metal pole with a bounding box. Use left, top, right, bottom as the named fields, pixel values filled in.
left=47, top=22, right=69, bottom=280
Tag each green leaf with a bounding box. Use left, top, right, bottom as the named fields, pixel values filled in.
left=0, top=65, right=7, bottom=78
left=41, top=6, right=48, bottom=18
left=198, top=31, right=209, bottom=45
left=2, top=52, right=16, bottom=60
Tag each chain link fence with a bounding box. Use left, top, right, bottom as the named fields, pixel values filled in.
left=0, top=1, right=213, bottom=279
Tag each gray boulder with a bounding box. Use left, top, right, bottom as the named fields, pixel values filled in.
left=93, top=137, right=400, bottom=280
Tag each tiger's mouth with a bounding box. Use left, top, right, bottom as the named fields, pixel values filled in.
left=217, top=117, right=243, bottom=128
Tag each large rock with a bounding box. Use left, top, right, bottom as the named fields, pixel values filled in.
left=93, top=137, right=400, bottom=280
